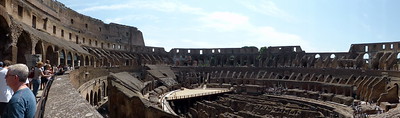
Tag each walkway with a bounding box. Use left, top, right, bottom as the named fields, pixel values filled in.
left=165, top=88, right=231, bottom=100
left=160, top=87, right=231, bottom=115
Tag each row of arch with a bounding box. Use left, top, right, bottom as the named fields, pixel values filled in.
left=0, top=10, right=97, bottom=67
left=82, top=81, right=108, bottom=106
left=172, top=54, right=258, bottom=67
left=0, top=10, right=144, bottom=68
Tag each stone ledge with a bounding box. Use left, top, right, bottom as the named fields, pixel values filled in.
left=44, top=74, right=103, bottom=118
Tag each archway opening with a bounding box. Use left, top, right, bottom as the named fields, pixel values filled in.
left=363, top=53, right=369, bottom=64
left=59, top=50, right=65, bottom=66
left=86, top=94, right=89, bottom=102
left=46, top=46, right=56, bottom=66
left=94, top=92, right=98, bottom=106
left=34, top=40, right=43, bottom=60
left=90, top=57, right=94, bottom=66
left=85, top=56, right=89, bottom=66
left=16, top=31, right=32, bottom=64
left=103, top=82, right=106, bottom=97
left=315, top=54, right=320, bottom=59
left=74, top=53, right=78, bottom=67
left=97, top=89, right=101, bottom=105
left=67, top=52, right=72, bottom=67
left=0, top=15, right=12, bottom=60
left=77, top=54, right=83, bottom=66
left=90, top=90, right=93, bottom=105
left=330, top=54, right=336, bottom=59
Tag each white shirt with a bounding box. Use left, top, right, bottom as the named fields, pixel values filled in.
left=0, top=68, right=13, bottom=102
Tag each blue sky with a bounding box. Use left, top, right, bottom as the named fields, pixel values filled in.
left=57, top=0, right=400, bottom=52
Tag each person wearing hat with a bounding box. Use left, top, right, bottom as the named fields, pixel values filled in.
left=0, top=60, right=14, bottom=115
left=31, top=62, right=50, bottom=97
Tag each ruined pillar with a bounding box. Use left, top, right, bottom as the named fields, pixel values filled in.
left=10, top=45, right=17, bottom=63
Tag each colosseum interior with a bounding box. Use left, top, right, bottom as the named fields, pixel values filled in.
left=1, top=0, right=400, bottom=118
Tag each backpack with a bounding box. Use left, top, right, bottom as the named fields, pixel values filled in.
left=28, top=70, right=34, bottom=78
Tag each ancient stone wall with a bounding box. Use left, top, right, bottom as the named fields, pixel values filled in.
left=44, top=74, right=103, bottom=118
left=107, top=72, right=178, bottom=118
left=3, top=0, right=148, bottom=53
left=173, top=67, right=396, bottom=105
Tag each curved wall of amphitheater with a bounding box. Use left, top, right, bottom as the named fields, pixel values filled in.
left=3, top=0, right=400, bottom=118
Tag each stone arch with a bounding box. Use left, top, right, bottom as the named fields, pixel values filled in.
left=74, top=53, right=79, bottom=67
left=110, top=58, right=116, bottom=66
left=396, top=53, right=400, bottom=70
left=78, top=54, right=83, bottom=66
left=94, top=92, right=98, bottom=106
left=16, top=31, right=33, bottom=64
left=0, top=7, right=10, bottom=27
left=0, top=13, right=12, bottom=61
left=103, top=58, right=109, bottom=67
left=90, top=90, right=93, bottom=105
left=86, top=93, right=89, bottom=102
left=330, top=54, right=336, bottom=59
left=315, top=54, right=320, bottom=59
left=45, top=46, right=57, bottom=66
left=363, top=53, right=369, bottom=64
left=67, top=52, right=72, bottom=67
left=97, top=88, right=101, bottom=105
left=90, top=56, right=95, bottom=67
left=85, top=55, right=90, bottom=66
left=34, top=40, right=44, bottom=60
left=103, top=81, right=106, bottom=97
left=397, top=53, right=400, bottom=60
left=98, top=58, right=104, bottom=67
left=59, top=49, right=66, bottom=66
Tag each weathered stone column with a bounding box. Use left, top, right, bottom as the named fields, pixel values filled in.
left=10, top=45, right=17, bottom=63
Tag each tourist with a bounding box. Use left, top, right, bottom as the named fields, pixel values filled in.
left=0, top=60, right=13, bottom=115
left=27, top=67, right=34, bottom=89
left=32, top=62, right=50, bottom=97
left=40, top=60, right=51, bottom=89
left=2, top=64, right=36, bottom=118
left=56, top=64, right=65, bottom=75
left=41, top=64, right=53, bottom=89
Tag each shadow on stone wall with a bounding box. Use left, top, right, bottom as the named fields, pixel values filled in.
left=107, top=72, right=178, bottom=118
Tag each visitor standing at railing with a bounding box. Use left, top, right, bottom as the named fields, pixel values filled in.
left=40, top=60, right=52, bottom=90
left=31, top=62, right=51, bottom=97
left=0, top=60, right=13, bottom=115
left=41, top=64, right=53, bottom=90
left=2, top=64, right=36, bottom=118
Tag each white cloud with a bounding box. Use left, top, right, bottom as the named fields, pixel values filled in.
left=196, top=11, right=310, bottom=50
left=78, top=4, right=131, bottom=12
left=252, top=27, right=308, bottom=47
left=199, top=12, right=250, bottom=31
left=181, top=39, right=218, bottom=48
left=241, top=0, right=294, bottom=22
left=75, top=0, right=310, bottom=51
left=144, top=39, right=163, bottom=47
left=104, top=15, right=159, bottom=24
left=78, top=1, right=203, bottom=14
left=104, top=17, right=124, bottom=24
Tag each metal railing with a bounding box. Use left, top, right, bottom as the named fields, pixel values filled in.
left=34, top=76, right=55, bottom=118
